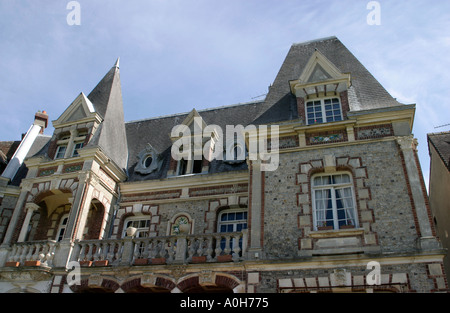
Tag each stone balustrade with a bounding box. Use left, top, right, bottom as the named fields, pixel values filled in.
left=0, top=231, right=248, bottom=269
left=5, top=240, right=56, bottom=267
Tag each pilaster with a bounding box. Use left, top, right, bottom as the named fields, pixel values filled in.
left=396, top=136, right=441, bottom=251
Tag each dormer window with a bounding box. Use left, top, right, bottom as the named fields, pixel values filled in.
left=55, top=145, right=67, bottom=159
left=176, top=156, right=203, bottom=175
left=306, top=97, right=342, bottom=125
left=53, top=129, right=88, bottom=160
left=71, top=142, right=84, bottom=157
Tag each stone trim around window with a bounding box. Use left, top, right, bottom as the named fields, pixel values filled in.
left=296, top=155, right=379, bottom=256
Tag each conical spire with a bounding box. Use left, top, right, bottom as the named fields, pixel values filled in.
left=85, top=59, right=128, bottom=171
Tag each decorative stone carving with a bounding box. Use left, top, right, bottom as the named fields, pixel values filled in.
left=135, top=144, right=161, bottom=175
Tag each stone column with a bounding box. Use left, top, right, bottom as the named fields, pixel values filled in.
left=1, top=183, right=32, bottom=245
left=17, top=203, right=40, bottom=242
left=63, top=172, right=94, bottom=241
left=397, top=136, right=440, bottom=251
left=0, top=184, right=31, bottom=266
left=248, top=160, right=263, bottom=259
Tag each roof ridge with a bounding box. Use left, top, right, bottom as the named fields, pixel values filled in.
left=428, top=131, right=450, bottom=137
left=291, top=36, right=338, bottom=47
left=125, top=99, right=265, bottom=124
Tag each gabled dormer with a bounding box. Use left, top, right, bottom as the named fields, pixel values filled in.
left=289, top=49, right=351, bottom=125
left=52, top=92, right=101, bottom=128
left=49, top=92, right=103, bottom=160
left=169, top=109, right=214, bottom=176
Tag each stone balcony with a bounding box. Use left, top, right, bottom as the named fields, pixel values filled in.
left=0, top=231, right=248, bottom=269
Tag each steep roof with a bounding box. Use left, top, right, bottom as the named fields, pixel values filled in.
left=254, top=36, right=403, bottom=124
left=85, top=59, right=129, bottom=171
left=125, top=100, right=265, bottom=181
left=4, top=134, right=51, bottom=186
left=428, top=131, right=450, bottom=170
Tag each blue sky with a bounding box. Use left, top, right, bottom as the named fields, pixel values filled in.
left=1, top=0, right=449, bottom=187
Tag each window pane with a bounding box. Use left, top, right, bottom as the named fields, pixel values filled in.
left=222, top=213, right=229, bottom=221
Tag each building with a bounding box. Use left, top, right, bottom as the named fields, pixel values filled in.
left=0, top=36, right=447, bottom=293
left=427, top=131, right=450, bottom=283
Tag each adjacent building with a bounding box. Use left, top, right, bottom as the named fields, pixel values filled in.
left=0, top=36, right=447, bottom=293
left=427, top=131, right=450, bottom=284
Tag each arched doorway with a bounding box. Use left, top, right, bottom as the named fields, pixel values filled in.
left=82, top=199, right=105, bottom=240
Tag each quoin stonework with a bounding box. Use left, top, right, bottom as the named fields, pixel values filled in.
left=0, top=37, right=447, bottom=293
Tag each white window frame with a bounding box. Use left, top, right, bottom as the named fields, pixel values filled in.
left=56, top=213, right=70, bottom=242
left=55, top=145, right=67, bottom=159
left=311, top=172, right=358, bottom=231
left=176, top=156, right=204, bottom=176
left=71, top=141, right=84, bottom=157
left=217, top=209, right=248, bottom=233
left=305, top=97, right=342, bottom=125
left=121, top=216, right=151, bottom=238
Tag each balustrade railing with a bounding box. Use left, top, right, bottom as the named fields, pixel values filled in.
left=6, top=240, right=56, bottom=267
left=1, top=231, right=247, bottom=269
left=72, top=239, right=124, bottom=266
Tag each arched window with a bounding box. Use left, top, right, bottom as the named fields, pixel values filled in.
left=217, top=209, right=248, bottom=233
left=217, top=209, right=247, bottom=254
left=122, top=216, right=151, bottom=238
left=312, top=172, right=357, bottom=231
left=56, top=214, right=70, bottom=242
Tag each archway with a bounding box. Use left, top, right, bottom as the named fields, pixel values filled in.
left=177, top=273, right=242, bottom=293
left=121, top=276, right=175, bottom=293
left=82, top=199, right=105, bottom=240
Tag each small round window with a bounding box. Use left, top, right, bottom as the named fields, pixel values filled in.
left=143, top=156, right=153, bottom=168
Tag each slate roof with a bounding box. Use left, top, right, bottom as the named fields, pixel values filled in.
left=1, top=134, right=51, bottom=186
left=125, top=100, right=265, bottom=181
left=428, top=132, right=450, bottom=170
left=6, top=36, right=409, bottom=184
left=85, top=61, right=129, bottom=171
left=253, top=36, right=403, bottom=124
left=125, top=36, right=406, bottom=181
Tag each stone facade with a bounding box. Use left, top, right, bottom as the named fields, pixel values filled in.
left=0, top=37, right=447, bottom=293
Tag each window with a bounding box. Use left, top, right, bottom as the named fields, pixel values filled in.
left=306, top=97, right=342, bottom=125
left=55, top=145, right=67, bottom=159
left=177, top=158, right=188, bottom=175
left=176, top=157, right=204, bottom=175
left=122, top=217, right=151, bottom=238
left=144, top=156, right=153, bottom=168
left=218, top=210, right=248, bottom=233
left=71, top=142, right=84, bottom=157
left=56, top=214, right=69, bottom=242
left=217, top=209, right=248, bottom=254
left=312, top=173, right=357, bottom=231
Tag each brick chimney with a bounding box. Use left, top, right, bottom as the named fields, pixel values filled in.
left=34, top=110, right=49, bottom=134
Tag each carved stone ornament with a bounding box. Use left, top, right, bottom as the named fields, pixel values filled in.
left=135, top=144, right=161, bottom=175
left=0, top=268, right=53, bottom=282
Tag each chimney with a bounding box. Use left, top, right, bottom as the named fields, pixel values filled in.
left=34, top=110, right=49, bottom=134
left=1, top=110, right=49, bottom=181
